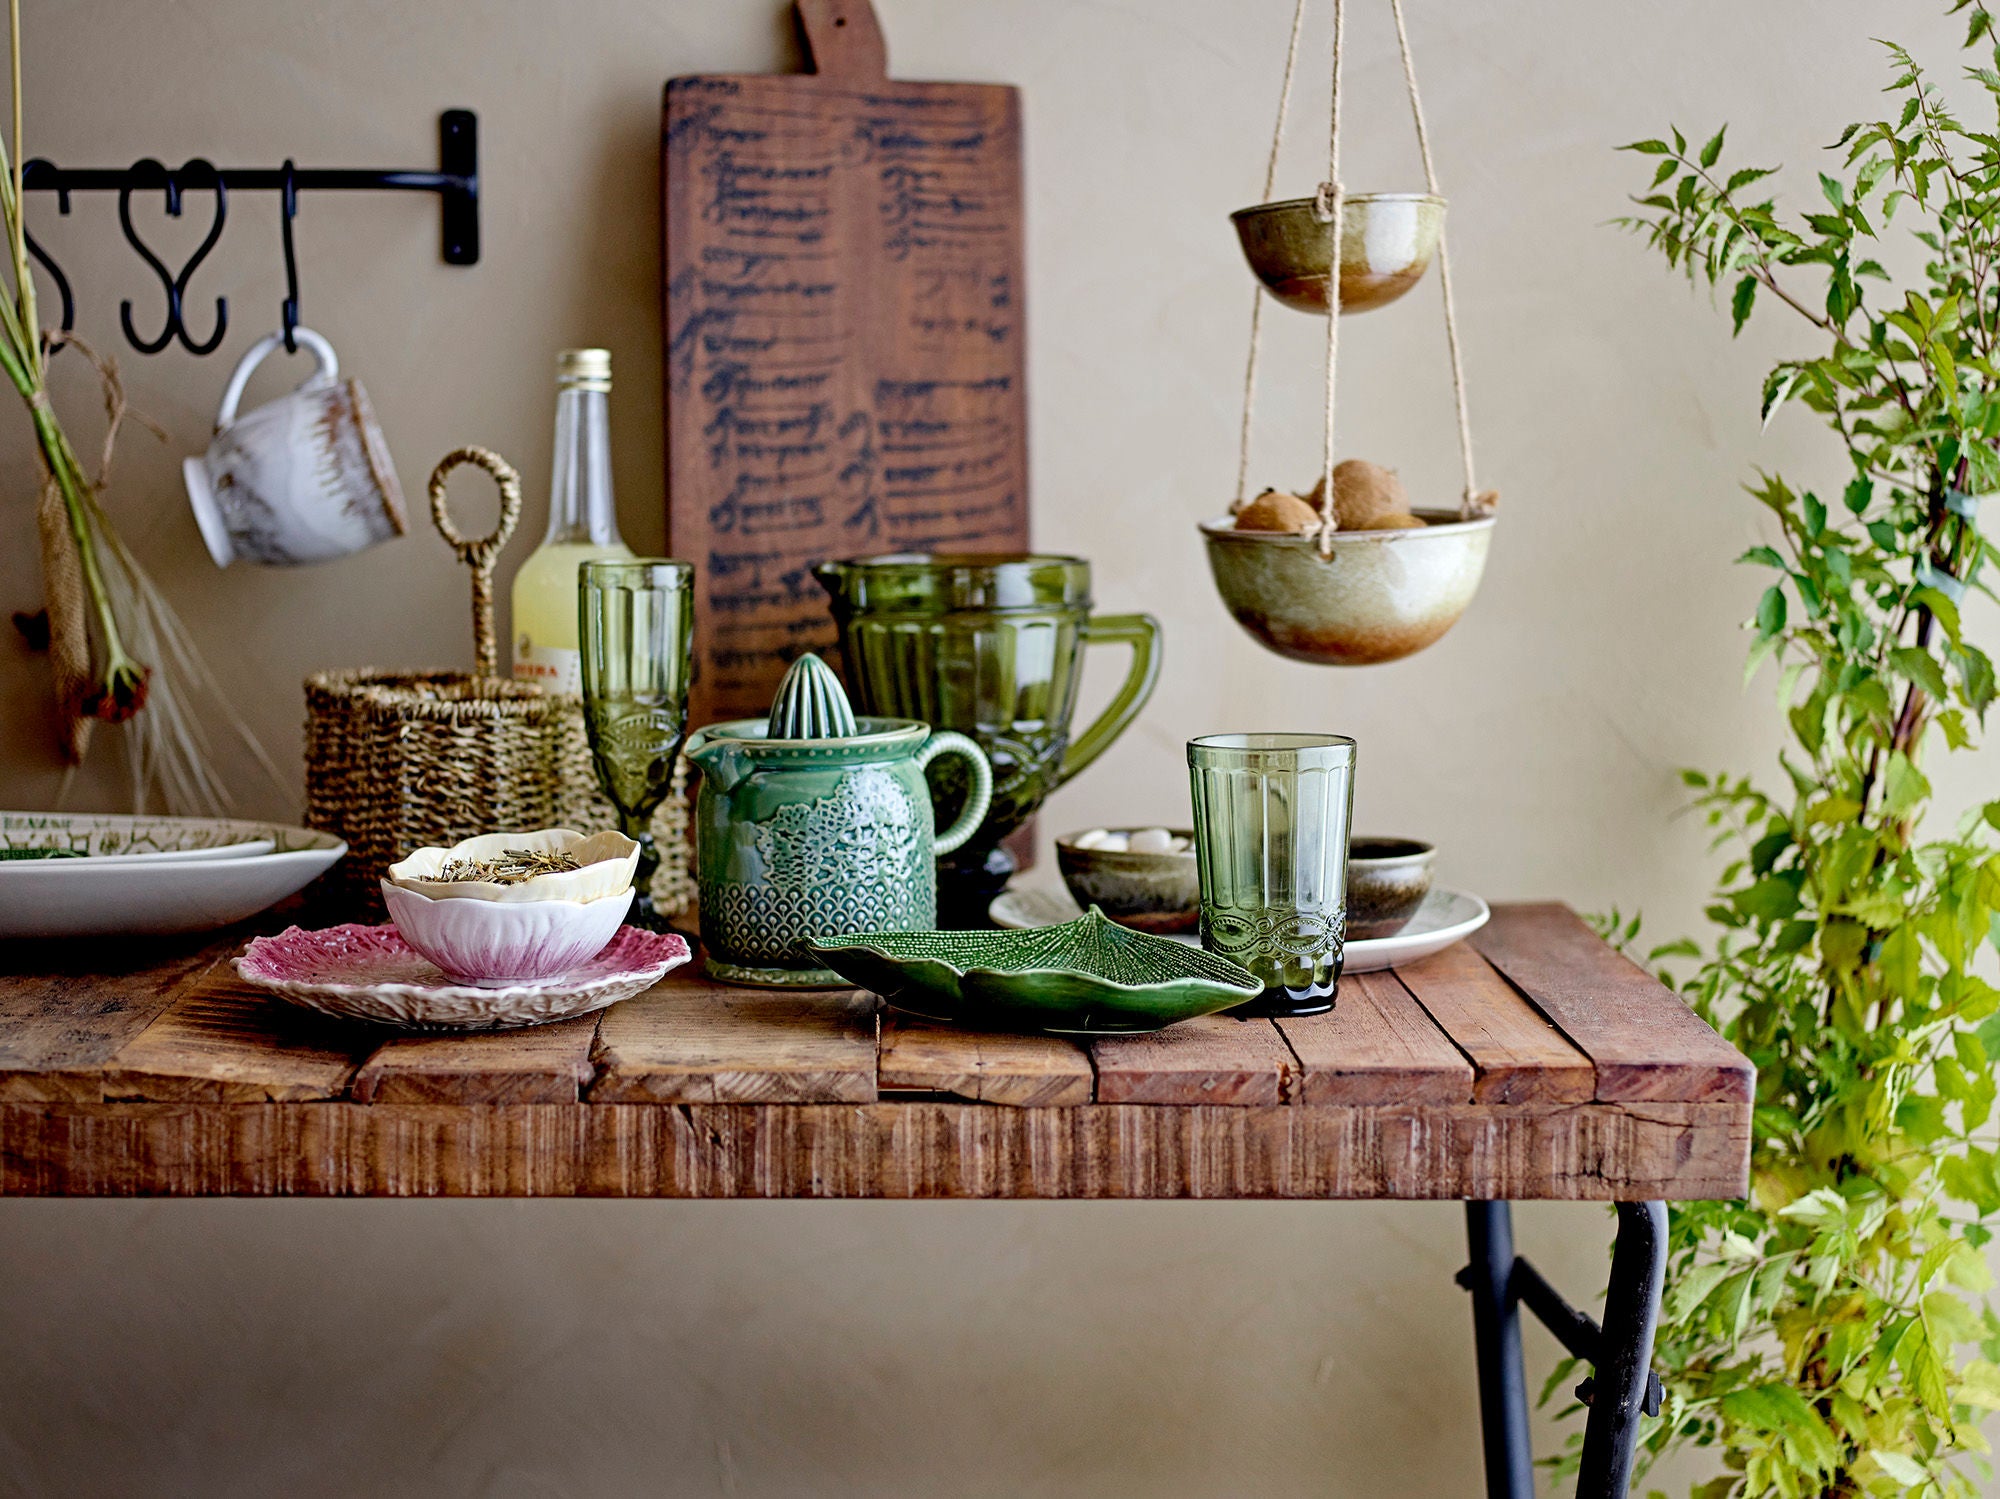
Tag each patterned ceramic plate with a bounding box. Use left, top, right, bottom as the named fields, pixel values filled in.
left=237, top=923, right=690, bottom=1031
left=0, top=838, right=273, bottom=865
left=1, top=810, right=280, bottom=861
left=989, top=885, right=1492, bottom=974
left=805, top=908, right=1262, bottom=1035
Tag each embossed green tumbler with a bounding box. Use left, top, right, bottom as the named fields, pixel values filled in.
left=1186, top=732, right=1356, bottom=1017
left=580, top=559, right=695, bottom=928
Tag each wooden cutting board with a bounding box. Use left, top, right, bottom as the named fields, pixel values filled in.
left=663, top=0, right=1030, bottom=724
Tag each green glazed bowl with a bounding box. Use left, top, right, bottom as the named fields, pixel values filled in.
left=805, top=907, right=1262, bottom=1036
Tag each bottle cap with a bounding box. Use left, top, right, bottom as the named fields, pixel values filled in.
left=556, top=348, right=611, bottom=391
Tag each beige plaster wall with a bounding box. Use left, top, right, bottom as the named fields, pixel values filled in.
left=0, top=1, right=1993, bottom=1494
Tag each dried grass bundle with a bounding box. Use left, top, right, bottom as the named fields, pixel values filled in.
left=0, top=0, right=274, bottom=812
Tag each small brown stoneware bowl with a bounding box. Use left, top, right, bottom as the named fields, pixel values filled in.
left=1346, top=836, right=1435, bottom=940
left=1199, top=511, right=1495, bottom=667
left=1231, top=193, right=1446, bottom=315
left=1056, top=829, right=1200, bottom=935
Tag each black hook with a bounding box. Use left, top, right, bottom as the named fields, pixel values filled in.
left=116, top=157, right=228, bottom=355
left=279, top=159, right=300, bottom=354
left=23, top=229, right=73, bottom=337
left=20, top=161, right=74, bottom=340
left=168, top=159, right=228, bottom=354
left=117, top=159, right=183, bottom=354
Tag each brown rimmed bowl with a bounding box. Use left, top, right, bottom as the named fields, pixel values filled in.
left=1345, top=836, right=1435, bottom=941
left=1199, top=511, right=1494, bottom=666
left=1055, top=828, right=1200, bottom=935
left=1231, top=193, right=1446, bottom=315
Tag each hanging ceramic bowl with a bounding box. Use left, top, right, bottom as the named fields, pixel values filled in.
left=1231, top=193, right=1445, bottom=315
left=1199, top=510, right=1494, bottom=666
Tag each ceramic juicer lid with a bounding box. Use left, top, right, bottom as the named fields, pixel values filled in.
left=766, top=653, right=859, bottom=739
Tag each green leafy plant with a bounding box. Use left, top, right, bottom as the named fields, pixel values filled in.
left=1570, top=6, right=2000, bottom=1495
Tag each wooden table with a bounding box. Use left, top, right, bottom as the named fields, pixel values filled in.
left=0, top=901, right=1749, bottom=1498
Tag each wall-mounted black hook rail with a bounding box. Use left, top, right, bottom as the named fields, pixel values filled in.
left=18, top=109, right=477, bottom=356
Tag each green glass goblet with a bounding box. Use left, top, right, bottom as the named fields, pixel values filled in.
left=580, top=559, right=695, bottom=929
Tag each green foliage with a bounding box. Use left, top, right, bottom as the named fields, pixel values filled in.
left=1577, top=6, right=2000, bottom=1495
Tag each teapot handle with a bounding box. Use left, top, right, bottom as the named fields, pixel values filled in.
left=917, top=731, right=993, bottom=857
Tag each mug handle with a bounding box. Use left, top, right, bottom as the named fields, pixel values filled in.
left=1057, top=612, right=1162, bottom=786
left=214, top=326, right=340, bottom=429
left=918, top=731, right=994, bottom=857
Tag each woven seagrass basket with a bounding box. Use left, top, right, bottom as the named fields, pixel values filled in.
left=304, top=447, right=691, bottom=913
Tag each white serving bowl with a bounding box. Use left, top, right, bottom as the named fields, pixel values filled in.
left=385, top=828, right=639, bottom=904
left=0, top=815, right=345, bottom=938
left=380, top=880, right=634, bottom=987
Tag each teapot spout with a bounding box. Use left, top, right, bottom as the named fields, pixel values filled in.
left=684, top=729, right=751, bottom=793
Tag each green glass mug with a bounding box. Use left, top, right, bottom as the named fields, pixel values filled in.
left=814, top=553, right=1161, bottom=925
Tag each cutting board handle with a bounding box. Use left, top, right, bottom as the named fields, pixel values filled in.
left=796, top=0, right=887, bottom=79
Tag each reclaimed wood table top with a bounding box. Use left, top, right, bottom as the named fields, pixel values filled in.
left=0, top=902, right=1750, bottom=1201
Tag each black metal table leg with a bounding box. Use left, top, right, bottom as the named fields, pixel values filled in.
left=1460, top=1200, right=1668, bottom=1499
left=1574, top=1202, right=1668, bottom=1497
left=1463, top=1202, right=1534, bottom=1499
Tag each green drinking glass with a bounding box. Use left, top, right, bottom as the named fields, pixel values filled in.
left=580, top=559, right=695, bottom=929
left=1186, top=732, right=1356, bottom=1017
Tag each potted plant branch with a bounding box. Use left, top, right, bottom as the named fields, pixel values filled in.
left=1569, top=4, right=2000, bottom=1494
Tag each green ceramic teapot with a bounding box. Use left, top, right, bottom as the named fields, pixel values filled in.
left=684, top=654, right=994, bottom=987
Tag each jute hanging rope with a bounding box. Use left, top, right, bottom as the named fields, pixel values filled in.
left=1230, top=0, right=1495, bottom=549
left=1388, top=0, right=1494, bottom=521
left=1309, top=0, right=1347, bottom=557
left=1231, top=0, right=1311, bottom=514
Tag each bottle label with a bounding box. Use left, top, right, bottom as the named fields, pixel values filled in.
left=514, top=639, right=582, bottom=695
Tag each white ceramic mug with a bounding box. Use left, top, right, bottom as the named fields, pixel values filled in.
left=182, top=328, right=407, bottom=567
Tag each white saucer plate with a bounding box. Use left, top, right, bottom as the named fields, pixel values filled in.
left=989, top=886, right=1491, bottom=974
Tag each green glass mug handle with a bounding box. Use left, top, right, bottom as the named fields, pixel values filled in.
left=1058, top=612, right=1162, bottom=786
left=918, top=730, right=994, bottom=856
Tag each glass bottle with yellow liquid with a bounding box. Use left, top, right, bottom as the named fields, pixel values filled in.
left=511, top=348, right=633, bottom=691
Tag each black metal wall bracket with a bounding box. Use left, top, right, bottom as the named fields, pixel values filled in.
left=19, top=109, right=477, bottom=355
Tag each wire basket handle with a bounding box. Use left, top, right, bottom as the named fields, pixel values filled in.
left=427, top=445, right=522, bottom=680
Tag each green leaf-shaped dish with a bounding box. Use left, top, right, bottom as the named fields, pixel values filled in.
left=805, top=907, right=1264, bottom=1035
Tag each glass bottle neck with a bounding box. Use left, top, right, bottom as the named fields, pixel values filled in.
left=545, top=384, right=622, bottom=545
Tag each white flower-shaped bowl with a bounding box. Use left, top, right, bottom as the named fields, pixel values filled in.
left=381, top=880, right=634, bottom=987
left=385, top=828, right=639, bottom=904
